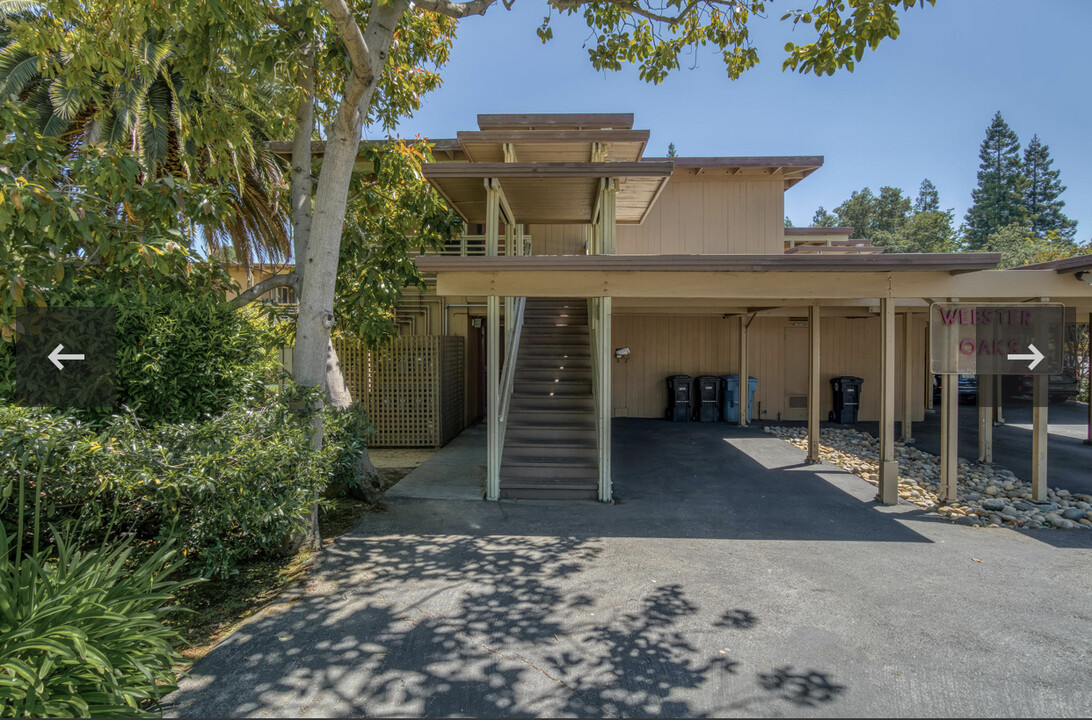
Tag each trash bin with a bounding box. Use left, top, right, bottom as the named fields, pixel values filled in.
left=694, top=375, right=721, bottom=422
left=720, top=375, right=758, bottom=423
left=830, top=376, right=863, bottom=424
left=665, top=374, right=693, bottom=421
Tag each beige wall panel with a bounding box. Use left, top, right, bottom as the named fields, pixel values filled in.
left=528, top=223, right=586, bottom=255
left=616, top=179, right=784, bottom=255
left=611, top=311, right=926, bottom=423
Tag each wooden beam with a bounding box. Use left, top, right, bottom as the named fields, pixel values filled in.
left=423, top=161, right=675, bottom=179
left=738, top=315, right=749, bottom=427
left=599, top=297, right=613, bottom=502
left=902, top=314, right=914, bottom=441
left=940, top=374, right=959, bottom=502
left=978, top=374, right=994, bottom=463
left=1032, top=375, right=1048, bottom=502
left=485, top=184, right=500, bottom=501
left=477, top=113, right=635, bottom=130
left=878, top=297, right=898, bottom=505
left=807, top=305, right=821, bottom=464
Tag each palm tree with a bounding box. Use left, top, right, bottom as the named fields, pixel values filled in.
left=0, top=3, right=289, bottom=265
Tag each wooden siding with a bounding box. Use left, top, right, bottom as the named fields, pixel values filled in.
left=528, top=223, right=587, bottom=255
left=611, top=313, right=926, bottom=423
left=616, top=179, right=784, bottom=255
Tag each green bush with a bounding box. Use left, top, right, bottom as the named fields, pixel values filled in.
left=0, top=262, right=282, bottom=426
left=0, top=528, right=186, bottom=718
left=0, top=387, right=362, bottom=578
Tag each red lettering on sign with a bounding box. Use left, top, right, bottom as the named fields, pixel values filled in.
left=959, top=340, right=976, bottom=355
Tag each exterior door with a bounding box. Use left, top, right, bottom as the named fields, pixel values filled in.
left=783, top=325, right=809, bottom=421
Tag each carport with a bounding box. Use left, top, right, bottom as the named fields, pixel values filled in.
left=422, top=253, right=1092, bottom=505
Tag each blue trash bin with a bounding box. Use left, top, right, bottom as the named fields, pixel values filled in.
left=720, top=375, right=757, bottom=423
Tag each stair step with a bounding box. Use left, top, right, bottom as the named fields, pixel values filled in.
left=504, top=441, right=598, bottom=458
left=511, top=385, right=592, bottom=397
left=507, top=408, right=595, bottom=423
left=514, top=369, right=593, bottom=383
left=501, top=464, right=598, bottom=480
left=508, top=396, right=595, bottom=411
left=506, top=427, right=593, bottom=442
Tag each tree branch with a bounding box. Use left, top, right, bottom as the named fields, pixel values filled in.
left=413, top=0, right=497, bottom=18
left=228, top=271, right=299, bottom=308
left=319, top=0, right=373, bottom=81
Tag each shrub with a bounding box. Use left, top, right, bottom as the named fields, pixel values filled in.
left=0, top=386, right=359, bottom=578
left=0, top=528, right=187, bottom=718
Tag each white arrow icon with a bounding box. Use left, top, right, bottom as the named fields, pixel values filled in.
left=48, top=343, right=85, bottom=370
left=1007, top=343, right=1045, bottom=370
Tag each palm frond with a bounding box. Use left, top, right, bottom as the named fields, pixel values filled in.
left=0, top=0, right=42, bottom=17
left=41, top=110, right=68, bottom=136
left=139, top=79, right=171, bottom=171
left=46, top=79, right=84, bottom=121
left=0, top=44, right=39, bottom=98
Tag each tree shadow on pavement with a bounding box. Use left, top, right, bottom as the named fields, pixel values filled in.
left=166, top=533, right=847, bottom=718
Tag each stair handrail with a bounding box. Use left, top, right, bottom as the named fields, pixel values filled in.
left=497, top=295, right=526, bottom=450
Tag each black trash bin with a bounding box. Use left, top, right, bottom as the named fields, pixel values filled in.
left=665, top=375, right=693, bottom=421
left=830, top=376, right=863, bottom=424
left=694, top=375, right=721, bottom=422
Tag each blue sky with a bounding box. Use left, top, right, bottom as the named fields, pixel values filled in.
left=380, top=0, right=1091, bottom=241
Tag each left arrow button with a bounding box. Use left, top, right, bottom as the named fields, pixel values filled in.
left=48, top=343, right=85, bottom=370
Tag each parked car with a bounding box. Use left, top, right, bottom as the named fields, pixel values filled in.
left=934, top=369, right=1080, bottom=405
left=933, top=374, right=978, bottom=404
left=1002, top=367, right=1079, bottom=403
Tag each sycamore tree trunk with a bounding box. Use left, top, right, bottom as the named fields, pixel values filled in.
left=291, top=0, right=408, bottom=522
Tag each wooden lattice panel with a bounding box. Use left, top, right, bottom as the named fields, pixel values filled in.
left=330, top=335, right=465, bottom=448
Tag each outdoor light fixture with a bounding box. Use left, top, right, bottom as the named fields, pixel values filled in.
left=1078, top=271, right=1092, bottom=286
left=615, top=347, right=631, bottom=360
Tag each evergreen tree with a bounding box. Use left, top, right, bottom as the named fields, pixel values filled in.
left=811, top=206, right=838, bottom=227
left=964, top=112, right=1027, bottom=250
left=1022, top=135, right=1077, bottom=243
left=785, top=216, right=794, bottom=228
left=914, top=179, right=940, bottom=213
left=666, top=142, right=678, bottom=157
left=832, top=186, right=910, bottom=240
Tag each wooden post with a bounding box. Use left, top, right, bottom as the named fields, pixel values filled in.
left=504, top=221, right=513, bottom=348
left=1086, top=312, right=1091, bottom=446
left=878, top=297, right=898, bottom=505
left=978, top=374, right=994, bottom=463
left=485, top=180, right=500, bottom=501
left=940, top=376, right=959, bottom=502
left=738, top=314, right=749, bottom=427
left=599, top=296, right=613, bottom=502
left=596, top=179, right=616, bottom=501
left=1032, top=374, right=1048, bottom=501
left=902, top=313, right=914, bottom=441
left=807, top=304, right=821, bottom=464
left=924, top=321, right=934, bottom=412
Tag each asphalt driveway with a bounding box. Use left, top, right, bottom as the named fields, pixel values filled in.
left=167, top=419, right=1092, bottom=718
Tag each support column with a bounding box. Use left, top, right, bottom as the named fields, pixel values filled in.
left=598, top=297, right=613, bottom=502
left=504, top=221, right=513, bottom=347
left=939, top=377, right=959, bottom=502
left=978, top=374, right=994, bottom=463
left=994, top=373, right=1005, bottom=425
left=484, top=180, right=500, bottom=501
left=1086, top=312, right=1091, bottom=446
left=738, top=314, right=749, bottom=427
left=807, top=305, right=821, bottom=464
left=878, top=297, right=898, bottom=505
left=924, top=321, right=934, bottom=412
left=902, top=313, right=914, bottom=441
left=1032, top=374, right=1048, bottom=501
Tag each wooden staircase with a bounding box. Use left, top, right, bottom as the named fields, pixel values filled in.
left=500, top=298, right=599, bottom=500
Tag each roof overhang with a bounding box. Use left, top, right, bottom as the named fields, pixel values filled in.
left=421, top=161, right=674, bottom=225
left=413, top=254, right=1092, bottom=311
left=1017, top=255, right=1092, bottom=274
left=645, top=156, right=824, bottom=190
left=455, top=129, right=650, bottom=163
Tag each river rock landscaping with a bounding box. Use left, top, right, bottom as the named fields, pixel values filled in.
left=764, top=425, right=1092, bottom=530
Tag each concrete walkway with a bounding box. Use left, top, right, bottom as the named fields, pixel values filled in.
left=383, top=424, right=486, bottom=501
left=166, top=419, right=1092, bottom=718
